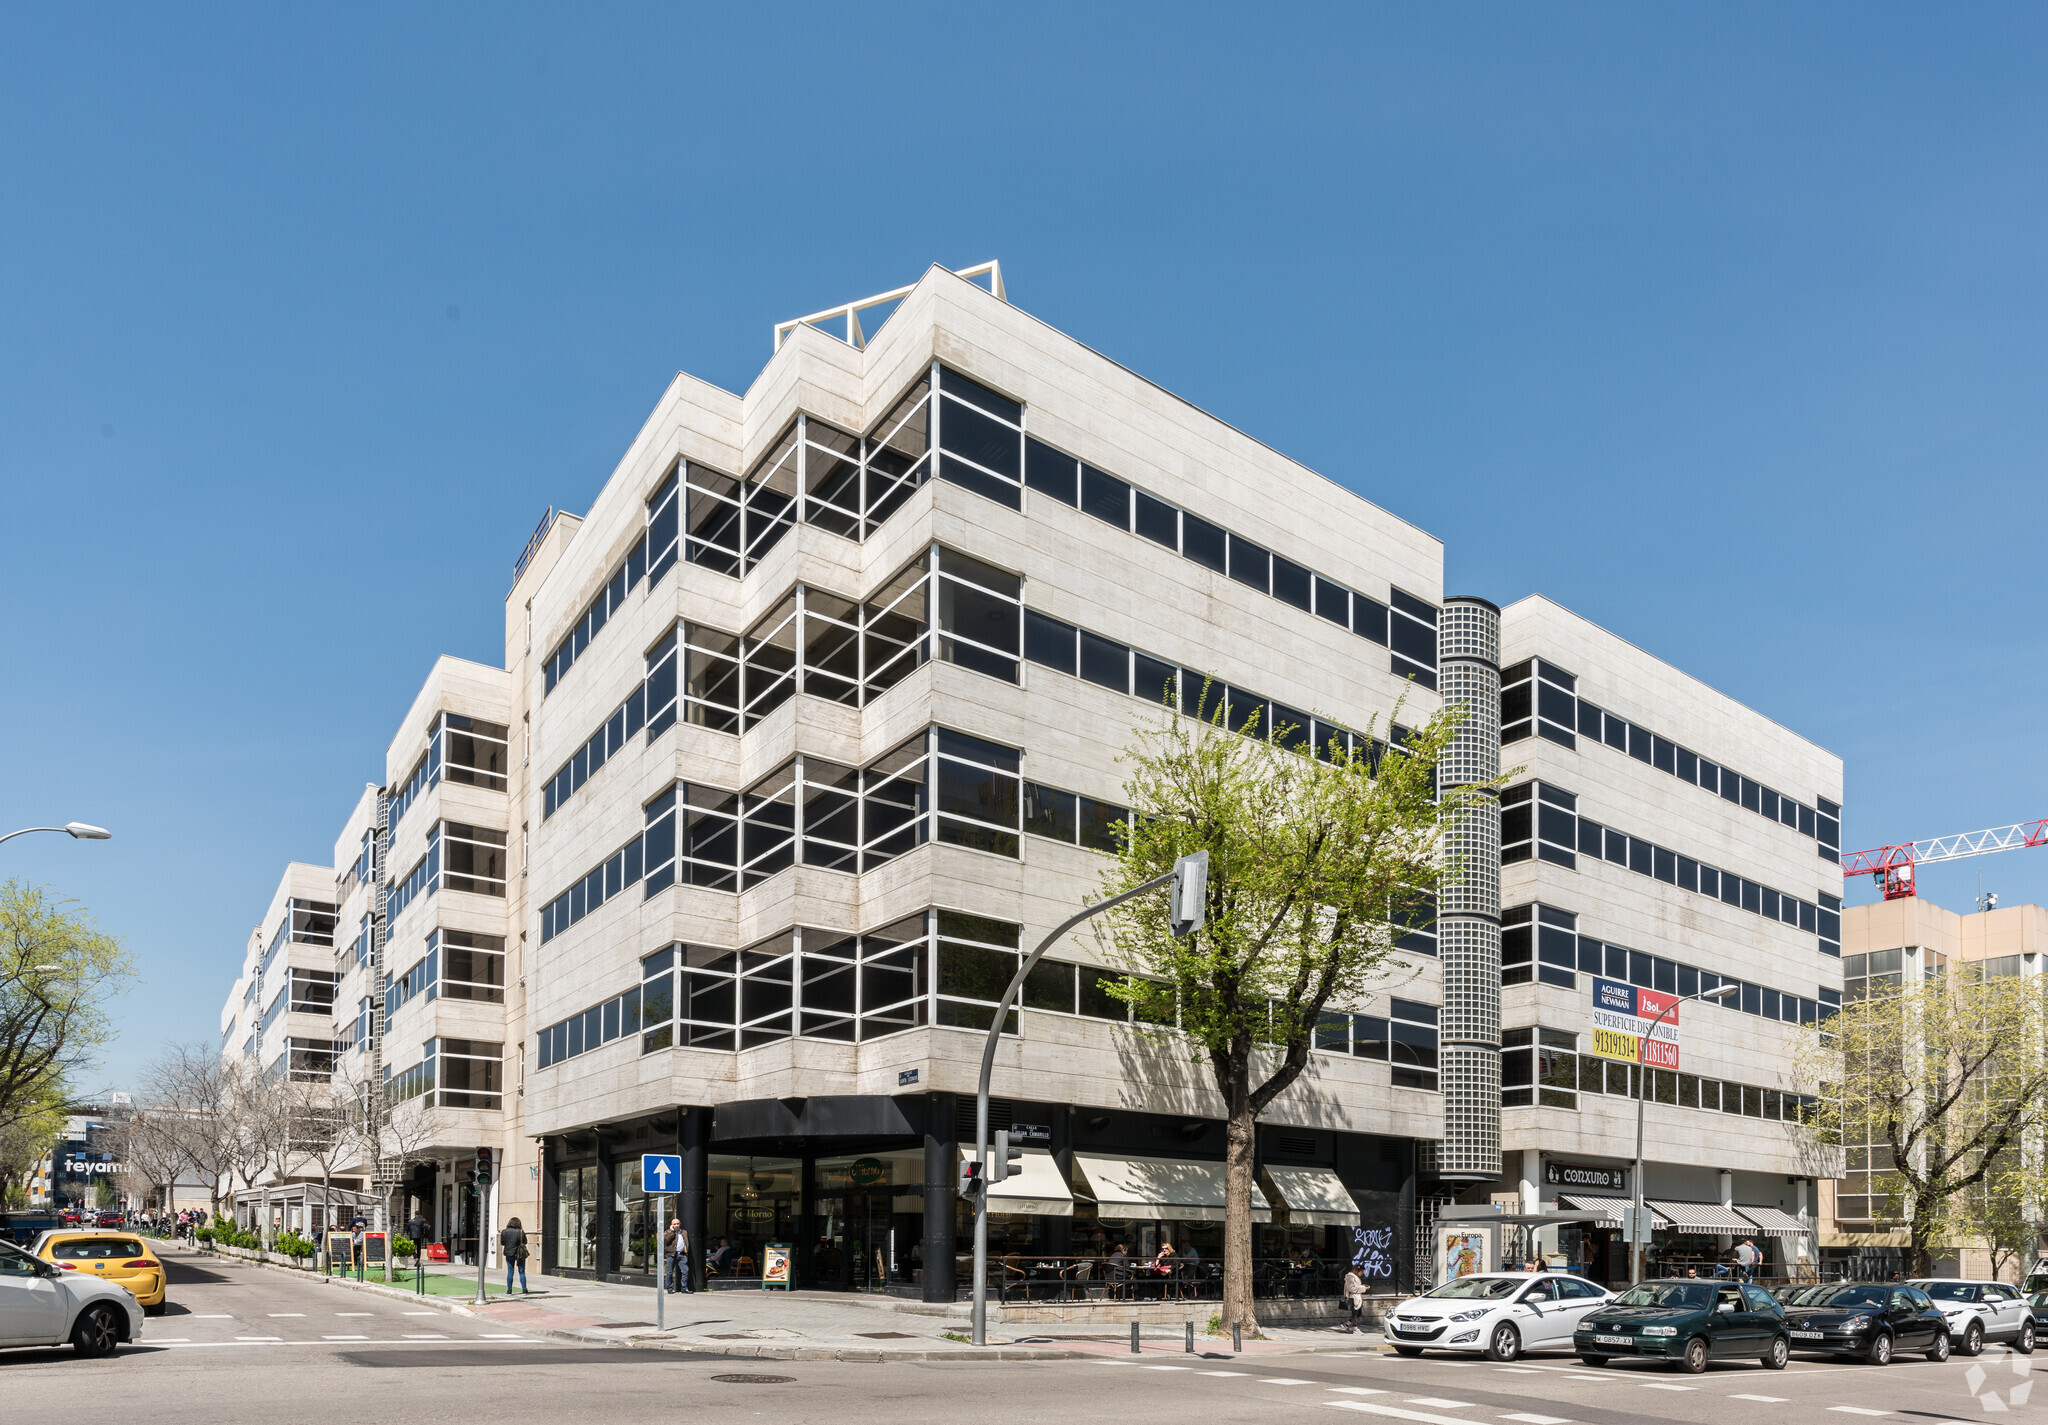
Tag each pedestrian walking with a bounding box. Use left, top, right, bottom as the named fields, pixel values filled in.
left=1341, top=1266, right=1367, bottom=1333
left=1733, top=1238, right=1759, bottom=1282
left=664, top=1217, right=692, bottom=1292
left=501, top=1217, right=529, bottom=1293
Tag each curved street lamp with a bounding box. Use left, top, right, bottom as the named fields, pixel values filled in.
left=0, top=823, right=112, bottom=847
left=1631, top=981, right=1740, bottom=1283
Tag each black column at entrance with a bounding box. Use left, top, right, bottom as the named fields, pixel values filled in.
left=1047, top=1106, right=1074, bottom=1257
left=922, top=1091, right=956, bottom=1303
left=594, top=1153, right=617, bottom=1277
left=680, top=1107, right=709, bottom=1290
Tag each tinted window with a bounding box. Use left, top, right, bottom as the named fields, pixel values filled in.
left=940, top=397, right=1020, bottom=477
left=1313, top=577, right=1349, bottom=626
left=1353, top=595, right=1388, bottom=645
left=1271, top=555, right=1311, bottom=611
left=1024, top=437, right=1077, bottom=504
left=1024, top=610, right=1077, bottom=674
left=1080, top=465, right=1128, bottom=526
left=1228, top=534, right=1269, bottom=592
left=1182, top=513, right=1227, bottom=572
left=1078, top=631, right=1130, bottom=693
left=52, top=1237, right=145, bottom=1260
left=1133, top=491, right=1178, bottom=548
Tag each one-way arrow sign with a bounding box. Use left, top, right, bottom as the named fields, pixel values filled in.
left=642, top=1153, right=681, bottom=1193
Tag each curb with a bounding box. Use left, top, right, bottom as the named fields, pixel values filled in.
left=187, top=1249, right=1381, bottom=1363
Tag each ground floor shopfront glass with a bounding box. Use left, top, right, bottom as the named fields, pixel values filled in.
left=557, top=1164, right=598, bottom=1272
left=813, top=1149, right=924, bottom=1291
left=704, top=1155, right=800, bottom=1283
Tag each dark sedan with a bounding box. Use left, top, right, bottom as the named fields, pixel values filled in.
left=1782, top=1282, right=1950, bottom=1365
left=1572, top=1279, right=1791, bottom=1373
left=2030, top=1291, right=2048, bottom=1335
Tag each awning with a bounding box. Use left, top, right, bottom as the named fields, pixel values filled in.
left=1557, top=1194, right=1670, bottom=1229
left=984, top=1150, right=1075, bottom=1217
left=1735, top=1205, right=1810, bottom=1238
left=1264, top=1165, right=1362, bottom=1226
left=1072, top=1152, right=1272, bottom=1224
left=1648, top=1200, right=1759, bottom=1234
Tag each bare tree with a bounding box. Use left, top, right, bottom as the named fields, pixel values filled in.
left=140, top=1044, right=247, bottom=1222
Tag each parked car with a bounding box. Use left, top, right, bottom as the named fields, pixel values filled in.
left=0, top=1212, right=65, bottom=1249
left=1907, top=1279, right=2037, bottom=1355
left=28, top=1231, right=167, bottom=1316
left=0, top=1239, right=142, bottom=1355
left=2028, top=1291, right=2048, bottom=1336
left=93, top=1212, right=123, bottom=1229
left=1572, top=1278, right=1790, bottom=1372
left=1383, top=1272, right=1614, bottom=1362
left=1781, top=1282, right=1951, bottom=1364
left=2022, top=1259, right=2048, bottom=1295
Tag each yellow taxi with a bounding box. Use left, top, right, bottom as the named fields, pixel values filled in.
left=32, top=1231, right=167, bottom=1315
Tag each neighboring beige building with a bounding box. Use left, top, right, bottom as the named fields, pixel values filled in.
left=214, top=263, right=1843, bottom=1297
left=1824, top=896, right=2048, bottom=1280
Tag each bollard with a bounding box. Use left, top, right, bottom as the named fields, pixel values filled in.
left=1131, top=1320, right=1141, bottom=1354
left=1232, top=1320, right=1241, bottom=1353
left=1185, top=1321, right=1195, bottom=1353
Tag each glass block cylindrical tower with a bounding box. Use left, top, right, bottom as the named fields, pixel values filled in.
left=1432, top=596, right=1502, bottom=1184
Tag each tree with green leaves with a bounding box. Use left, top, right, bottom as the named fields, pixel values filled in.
left=1097, top=690, right=1492, bottom=1335
left=0, top=880, right=134, bottom=1136
left=1954, top=1154, right=2041, bottom=1284
left=1794, top=963, right=2048, bottom=1278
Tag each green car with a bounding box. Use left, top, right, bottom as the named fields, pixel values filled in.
left=1573, top=1278, right=1792, bottom=1373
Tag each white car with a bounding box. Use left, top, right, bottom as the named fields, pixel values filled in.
left=1385, top=1271, right=1615, bottom=1362
left=0, top=1238, right=143, bottom=1356
left=1907, top=1278, right=2037, bottom=1356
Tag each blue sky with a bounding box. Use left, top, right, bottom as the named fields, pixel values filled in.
left=4, top=5, right=2045, bottom=1090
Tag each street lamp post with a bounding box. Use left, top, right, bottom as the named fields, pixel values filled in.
left=1632, top=982, right=1739, bottom=1284
left=0, top=823, right=112, bottom=847
left=968, top=852, right=1207, bottom=1347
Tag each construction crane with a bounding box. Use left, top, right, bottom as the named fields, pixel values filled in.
left=1839, top=820, right=2048, bottom=900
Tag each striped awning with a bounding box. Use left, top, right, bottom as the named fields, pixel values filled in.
left=1648, top=1200, right=1757, bottom=1234
left=1557, top=1194, right=1670, bottom=1229
left=1735, top=1205, right=1810, bottom=1238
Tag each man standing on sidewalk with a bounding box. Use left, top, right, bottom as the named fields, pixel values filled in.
left=664, top=1217, right=692, bottom=1293
left=1733, top=1238, right=1760, bottom=1282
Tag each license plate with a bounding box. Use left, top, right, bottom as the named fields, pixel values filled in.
left=1594, top=1334, right=1633, bottom=1346
left=1790, top=1330, right=1823, bottom=1339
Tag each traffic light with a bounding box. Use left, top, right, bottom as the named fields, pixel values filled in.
left=473, top=1146, right=493, bottom=1187
left=957, top=1158, right=983, bottom=1199
left=1169, top=850, right=1209, bottom=938
left=990, top=1130, right=1024, bottom=1183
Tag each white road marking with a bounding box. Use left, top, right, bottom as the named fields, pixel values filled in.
left=480, top=1334, right=525, bottom=1339
left=1090, top=1360, right=1132, bottom=1366
left=1261, top=1378, right=1313, bottom=1385
left=1501, top=1415, right=1571, bottom=1424
left=148, top=1338, right=190, bottom=1343
left=336, top=1312, right=373, bottom=1317
left=192, top=1314, right=233, bottom=1319
left=1329, top=1387, right=1388, bottom=1395
left=1494, top=1368, right=1543, bottom=1374
left=235, top=1336, right=283, bottom=1342
left=1143, top=1365, right=1192, bottom=1371
left=1197, top=1371, right=1247, bottom=1377
left=403, top=1333, right=449, bottom=1340
left=1328, top=1404, right=1486, bottom=1425
left=1639, top=1383, right=1693, bottom=1391
left=323, top=1335, right=369, bottom=1340
left=268, top=1313, right=305, bottom=1317
left=1828, top=1410, right=1890, bottom=1417
left=1730, top=1395, right=1788, bottom=1403
left=401, top=1310, right=438, bottom=1316
left=1405, top=1400, right=1474, bottom=1408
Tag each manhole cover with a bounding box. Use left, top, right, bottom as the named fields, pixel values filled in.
left=710, top=1374, right=794, bottom=1385
left=857, top=1331, right=915, bottom=1339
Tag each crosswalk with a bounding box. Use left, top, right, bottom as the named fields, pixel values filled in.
left=143, top=1307, right=531, bottom=1350
left=1085, top=1356, right=2003, bottom=1423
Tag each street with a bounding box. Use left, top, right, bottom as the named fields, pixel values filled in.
left=0, top=1251, right=2034, bottom=1425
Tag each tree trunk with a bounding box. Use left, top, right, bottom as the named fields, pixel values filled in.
left=1221, top=1062, right=1260, bottom=1337
left=1908, top=1192, right=1938, bottom=1279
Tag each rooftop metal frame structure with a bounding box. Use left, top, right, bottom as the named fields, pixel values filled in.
left=774, top=261, right=1005, bottom=352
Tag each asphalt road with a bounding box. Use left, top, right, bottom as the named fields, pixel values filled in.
left=0, top=1252, right=2035, bottom=1425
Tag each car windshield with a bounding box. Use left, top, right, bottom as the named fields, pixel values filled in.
left=51, top=1237, right=144, bottom=1260
left=1803, top=1285, right=1887, bottom=1309
left=1424, top=1276, right=1523, bottom=1300
left=1612, top=1282, right=1711, bottom=1309
left=1919, top=1283, right=1976, bottom=1302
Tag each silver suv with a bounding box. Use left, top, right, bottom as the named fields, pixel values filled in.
left=1907, top=1279, right=2036, bottom=1356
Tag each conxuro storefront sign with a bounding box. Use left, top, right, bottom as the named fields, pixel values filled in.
left=1545, top=1160, right=1626, bottom=1191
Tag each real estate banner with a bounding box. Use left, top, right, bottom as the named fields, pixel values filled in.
left=1590, top=977, right=1681, bottom=1069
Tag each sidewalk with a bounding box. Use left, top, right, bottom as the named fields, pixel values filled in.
left=177, top=1244, right=1385, bottom=1362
